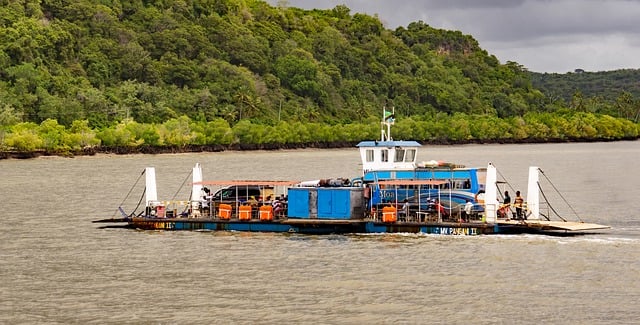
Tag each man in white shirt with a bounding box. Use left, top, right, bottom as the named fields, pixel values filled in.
left=463, top=200, right=473, bottom=222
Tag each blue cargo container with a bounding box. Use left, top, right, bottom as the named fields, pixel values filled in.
left=288, top=187, right=364, bottom=219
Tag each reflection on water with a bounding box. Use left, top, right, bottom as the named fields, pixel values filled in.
left=1, top=141, right=639, bottom=323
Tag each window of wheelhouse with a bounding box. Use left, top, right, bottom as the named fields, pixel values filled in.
left=394, top=148, right=405, bottom=162
left=452, top=178, right=472, bottom=189
left=366, top=149, right=374, bottom=162
left=405, top=149, right=416, bottom=162
left=381, top=149, right=389, bottom=162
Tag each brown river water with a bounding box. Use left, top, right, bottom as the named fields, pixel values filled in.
left=1, top=141, right=639, bottom=324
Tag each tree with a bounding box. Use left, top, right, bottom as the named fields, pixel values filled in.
left=160, top=116, right=194, bottom=147
left=0, top=104, right=21, bottom=127
left=65, top=119, right=101, bottom=149
left=5, top=122, right=43, bottom=151
left=38, top=118, right=67, bottom=150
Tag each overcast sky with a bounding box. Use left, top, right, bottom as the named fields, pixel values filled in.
left=274, top=0, right=640, bottom=73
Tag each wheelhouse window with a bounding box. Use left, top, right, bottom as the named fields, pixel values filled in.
left=452, top=179, right=471, bottom=189
left=381, top=149, right=389, bottom=162
left=366, top=149, right=374, bottom=162
left=394, top=149, right=405, bottom=162
left=405, top=149, right=416, bottom=162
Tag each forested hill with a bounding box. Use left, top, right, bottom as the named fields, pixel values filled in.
left=0, top=0, right=638, bottom=155
left=531, top=69, right=640, bottom=114
left=0, top=0, right=543, bottom=126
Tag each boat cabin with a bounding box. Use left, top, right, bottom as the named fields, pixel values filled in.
left=356, top=140, right=421, bottom=174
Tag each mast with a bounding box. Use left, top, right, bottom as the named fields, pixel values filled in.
left=357, top=106, right=419, bottom=175
left=381, top=106, right=395, bottom=141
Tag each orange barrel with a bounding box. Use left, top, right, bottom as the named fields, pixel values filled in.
left=239, top=205, right=252, bottom=221
left=382, top=206, right=397, bottom=223
left=218, top=204, right=232, bottom=220
left=259, top=205, right=274, bottom=221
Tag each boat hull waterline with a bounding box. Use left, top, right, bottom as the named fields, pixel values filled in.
left=103, top=216, right=608, bottom=236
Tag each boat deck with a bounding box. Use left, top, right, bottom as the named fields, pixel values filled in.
left=496, top=219, right=610, bottom=234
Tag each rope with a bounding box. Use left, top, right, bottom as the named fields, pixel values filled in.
left=171, top=169, right=193, bottom=202
left=113, top=169, right=145, bottom=218
left=539, top=169, right=583, bottom=222
left=170, top=169, right=193, bottom=216
left=496, top=166, right=517, bottom=193
left=539, top=211, right=550, bottom=221
left=492, top=163, right=516, bottom=216
left=130, top=188, right=146, bottom=217
left=537, top=182, right=566, bottom=222
left=182, top=187, right=193, bottom=216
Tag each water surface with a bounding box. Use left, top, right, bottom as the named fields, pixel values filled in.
left=1, top=141, right=639, bottom=324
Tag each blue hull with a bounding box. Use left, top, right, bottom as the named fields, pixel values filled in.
left=131, top=218, right=367, bottom=234
left=130, top=218, right=508, bottom=235
left=364, top=222, right=498, bottom=235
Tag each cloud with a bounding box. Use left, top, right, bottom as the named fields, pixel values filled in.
left=272, top=0, right=640, bottom=72
left=492, top=34, right=640, bottom=72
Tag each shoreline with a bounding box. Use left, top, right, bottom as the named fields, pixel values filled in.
left=1, top=136, right=638, bottom=160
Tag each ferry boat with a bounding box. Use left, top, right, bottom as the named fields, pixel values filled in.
left=98, top=110, right=609, bottom=236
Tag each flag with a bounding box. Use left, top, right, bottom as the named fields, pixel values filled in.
left=384, top=110, right=395, bottom=123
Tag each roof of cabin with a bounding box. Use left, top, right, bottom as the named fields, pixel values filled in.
left=375, top=179, right=448, bottom=186
left=356, top=140, right=421, bottom=147
left=196, top=180, right=299, bottom=186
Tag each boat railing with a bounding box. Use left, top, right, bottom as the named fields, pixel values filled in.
left=196, top=200, right=289, bottom=221
left=143, top=199, right=289, bottom=220
left=145, top=200, right=192, bottom=218
left=368, top=202, right=484, bottom=223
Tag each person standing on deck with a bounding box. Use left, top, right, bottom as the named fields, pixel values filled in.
left=201, top=187, right=212, bottom=213
left=464, top=200, right=473, bottom=221
left=401, top=199, right=410, bottom=220
left=514, top=191, right=524, bottom=220
left=502, top=190, right=512, bottom=219
left=503, top=191, right=511, bottom=206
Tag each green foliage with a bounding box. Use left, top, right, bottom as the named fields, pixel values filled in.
left=4, top=122, right=43, bottom=151
left=531, top=69, right=640, bottom=122
left=159, top=116, right=195, bottom=147
left=0, top=1, right=638, bottom=154
left=0, top=104, right=21, bottom=127
left=7, top=110, right=636, bottom=155
left=37, top=118, right=67, bottom=150
left=1, top=0, right=558, bottom=126
left=97, top=119, right=143, bottom=147
left=66, top=120, right=100, bottom=149
left=531, top=69, right=640, bottom=101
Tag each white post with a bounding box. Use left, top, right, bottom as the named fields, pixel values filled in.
left=191, top=163, right=203, bottom=217
left=527, top=166, right=540, bottom=220
left=145, top=167, right=158, bottom=206
left=484, top=163, right=498, bottom=223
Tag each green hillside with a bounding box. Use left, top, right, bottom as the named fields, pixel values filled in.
left=531, top=69, right=640, bottom=122
left=0, top=0, right=638, bottom=155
